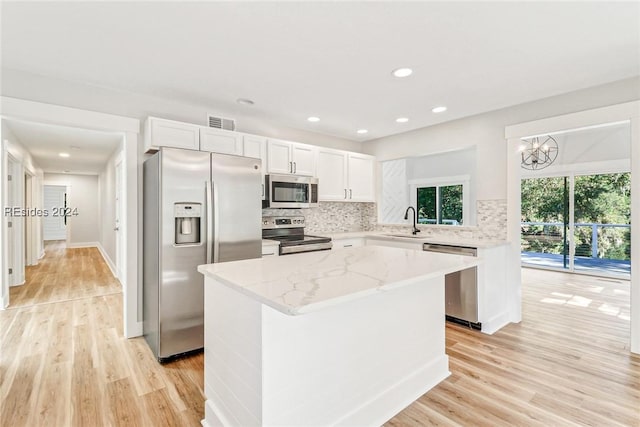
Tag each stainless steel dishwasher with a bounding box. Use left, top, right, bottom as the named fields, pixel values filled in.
left=423, top=243, right=481, bottom=330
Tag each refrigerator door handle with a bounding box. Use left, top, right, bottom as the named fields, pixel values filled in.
left=206, top=181, right=213, bottom=264
left=212, top=180, right=220, bottom=263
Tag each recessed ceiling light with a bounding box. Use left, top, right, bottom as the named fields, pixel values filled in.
left=59, top=152, right=70, bottom=158
left=237, top=98, right=254, bottom=106
left=357, top=129, right=368, bottom=134
left=392, top=68, right=413, bottom=78
left=70, top=145, right=81, bottom=151
left=432, top=106, right=447, bottom=113
left=307, top=117, right=320, bottom=122
left=395, top=117, right=409, bottom=123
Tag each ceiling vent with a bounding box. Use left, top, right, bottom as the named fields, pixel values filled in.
left=207, top=114, right=236, bottom=131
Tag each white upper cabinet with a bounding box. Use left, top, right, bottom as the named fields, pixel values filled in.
left=267, top=139, right=316, bottom=176
left=291, top=143, right=315, bottom=176
left=145, top=117, right=199, bottom=152
left=199, top=127, right=242, bottom=155
left=317, top=149, right=375, bottom=202
left=243, top=134, right=268, bottom=200
left=317, top=148, right=348, bottom=200
left=347, top=153, right=375, bottom=202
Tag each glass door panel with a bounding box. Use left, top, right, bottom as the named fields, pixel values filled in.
left=521, top=176, right=570, bottom=270
left=573, top=173, right=631, bottom=276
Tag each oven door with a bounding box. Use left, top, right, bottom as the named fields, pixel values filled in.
left=266, top=174, right=318, bottom=208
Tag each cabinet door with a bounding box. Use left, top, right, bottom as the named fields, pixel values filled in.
left=243, top=135, right=267, bottom=200
left=291, top=143, right=316, bottom=176
left=148, top=118, right=200, bottom=151
left=347, top=153, right=375, bottom=202
left=317, top=149, right=347, bottom=201
left=267, top=139, right=293, bottom=174
left=200, top=128, right=242, bottom=155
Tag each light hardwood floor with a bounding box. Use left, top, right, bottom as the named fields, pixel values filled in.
left=9, top=241, right=121, bottom=308
left=1, top=257, right=638, bottom=426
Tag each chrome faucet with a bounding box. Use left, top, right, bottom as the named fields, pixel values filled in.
left=404, top=206, right=420, bottom=235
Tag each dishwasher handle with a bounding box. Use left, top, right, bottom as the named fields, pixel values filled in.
left=423, top=243, right=477, bottom=257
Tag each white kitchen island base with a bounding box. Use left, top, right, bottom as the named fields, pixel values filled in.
left=198, top=246, right=479, bottom=426
left=202, top=274, right=448, bottom=426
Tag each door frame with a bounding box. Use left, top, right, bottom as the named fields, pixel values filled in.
left=115, top=157, right=124, bottom=281
left=0, top=97, right=141, bottom=338
left=506, top=100, right=640, bottom=354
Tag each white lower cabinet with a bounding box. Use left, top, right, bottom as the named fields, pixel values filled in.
left=262, top=242, right=280, bottom=257
left=332, top=238, right=365, bottom=250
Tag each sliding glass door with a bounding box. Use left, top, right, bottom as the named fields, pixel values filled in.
left=521, top=172, right=631, bottom=277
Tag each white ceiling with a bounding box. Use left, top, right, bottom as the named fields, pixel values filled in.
left=4, top=120, right=122, bottom=174
left=1, top=2, right=639, bottom=142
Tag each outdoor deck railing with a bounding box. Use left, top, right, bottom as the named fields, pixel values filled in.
left=521, top=221, right=631, bottom=260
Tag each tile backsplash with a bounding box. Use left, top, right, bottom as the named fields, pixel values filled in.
left=262, top=202, right=376, bottom=234
left=263, top=199, right=507, bottom=240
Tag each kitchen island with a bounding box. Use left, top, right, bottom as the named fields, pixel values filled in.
left=198, top=246, right=479, bottom=426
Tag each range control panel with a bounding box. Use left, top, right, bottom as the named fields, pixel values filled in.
left=262, top=216, right=305, bottom=229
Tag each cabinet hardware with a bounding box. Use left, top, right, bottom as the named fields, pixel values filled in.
left=344, top=189, right=347, bottom=199
left=344, top=244, right=353, bottom=248
left=289, top=162, right=292, bottom=173
left=262, top=184, right=264, bottom=197
left=349, top=189, right=353, bottom=199
left=293, top=162, right=297, bottom=173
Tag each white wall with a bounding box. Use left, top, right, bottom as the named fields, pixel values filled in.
left=98, top=145, right=121, bottom=267
left=44, top=173, right=99, bottom=245
left=1, top=120, right=44, bottom=293
left=2, top=69, right=363, bottom=153
left=366, top=76, right=640, bottom=201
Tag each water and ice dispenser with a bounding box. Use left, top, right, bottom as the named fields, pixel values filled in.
left=174, top=202, right=202, bottom=245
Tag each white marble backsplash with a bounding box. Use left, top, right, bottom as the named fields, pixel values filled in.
left=263, top=199, right=506, bottom=240
left=262, top=202, right=376, bottom=234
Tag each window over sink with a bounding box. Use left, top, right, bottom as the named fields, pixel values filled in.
left=416, top=183, right=464, bottom=225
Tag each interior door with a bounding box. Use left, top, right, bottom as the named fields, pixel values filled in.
left=43, top=185, right=67, bottom=241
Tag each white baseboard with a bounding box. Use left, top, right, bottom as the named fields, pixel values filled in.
left=335, top=355, right=450, bottom=426
left=1, top=293, right=8, bottom=309
left=481, top=310, right=512, bottom=335
left=66, top=241, right=100, bottom=249
left=96, top=242, right=118, bottom=280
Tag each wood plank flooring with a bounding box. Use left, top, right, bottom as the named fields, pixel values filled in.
left=9, top=241, right=122, bottom=308
left=1, top=255, right=638, bottom=426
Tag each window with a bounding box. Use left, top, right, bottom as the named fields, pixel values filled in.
left=416, top=184, right=464, bottom=225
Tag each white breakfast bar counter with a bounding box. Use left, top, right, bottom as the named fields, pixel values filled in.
left=198, top=245, right=480, bottom=427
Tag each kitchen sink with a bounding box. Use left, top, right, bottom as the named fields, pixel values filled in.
left=384, top=233, right=424, bottom=239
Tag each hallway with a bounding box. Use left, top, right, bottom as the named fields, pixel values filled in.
left=8, top=241, right=121, bottom=308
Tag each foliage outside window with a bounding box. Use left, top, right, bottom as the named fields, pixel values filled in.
left=521, top=172, right=631, bottom=261
left=417, top=184, right=463, bottom=225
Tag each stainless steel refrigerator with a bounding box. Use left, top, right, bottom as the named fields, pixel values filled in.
left=143, top=147, right=262, bottom=362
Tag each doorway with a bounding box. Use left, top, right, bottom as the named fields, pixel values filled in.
left=43, top=185, right=67, bottom=241
left=521, top=172, right=631, bottom=278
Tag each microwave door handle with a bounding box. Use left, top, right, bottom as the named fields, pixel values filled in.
left=206, top=181, right=213, bottom=264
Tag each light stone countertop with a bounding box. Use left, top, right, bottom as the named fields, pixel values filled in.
left=198, top=245, right=480, bottom=315
left=324, top=231, right=509, bottom=249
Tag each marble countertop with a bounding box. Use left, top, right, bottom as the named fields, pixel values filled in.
left=325, top=231, right=508, bottom=249
left=198, top=245, right=480, bottom=315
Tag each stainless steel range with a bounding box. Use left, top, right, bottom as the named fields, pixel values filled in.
left=262, top=216, right=332, bottom=255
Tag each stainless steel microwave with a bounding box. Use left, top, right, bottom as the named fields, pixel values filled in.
left=263, top=174, right=318, bottom=208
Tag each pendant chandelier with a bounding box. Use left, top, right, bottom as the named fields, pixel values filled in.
left=519, top=135, right=559, bottom=170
